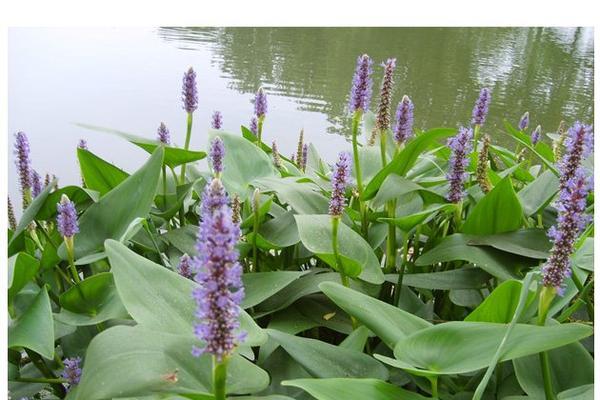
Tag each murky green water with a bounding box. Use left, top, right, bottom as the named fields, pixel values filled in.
left=8, top=27, right=593, bottom=206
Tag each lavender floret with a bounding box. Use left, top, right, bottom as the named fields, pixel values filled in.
left=249, top=116, right=258, bottom=135
left=254, top=88, right=268, bottom=118
left=300, top=143, right=309, bottom=172
left=542, top=168, right=592, bottom=294
left=446, top=127, right=473, bottom=203
left=531, top=125, right=542, bottom=146
left=192, top=178, right=244, bottom=361
left=211, top=111, right=223, bottom=130
left=182, top=67, right=198, bottom=114
left=518, top=112, right=529, bottom=131
left=56, top=194, right=79, bottom=238
left=61, top=357, right=82, bottom=389
left=209, top=137, right=225, bottom=175
left=558, top=122, right=593, bottom=191
left=157, top=122, right=170, bottom=145
left=348, top=54, right=373, bottom=114
left=328, top=152, right=352, bottom=217
left=31, top=170, right=42, bottom=198
left=78, top=139, right=88, bottom=150
left=471, top=88, right=491, bottom=127
left=393, top=95, right=415, bottom=145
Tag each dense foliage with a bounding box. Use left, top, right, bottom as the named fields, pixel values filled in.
left=7, top=58, right=593, bottom=400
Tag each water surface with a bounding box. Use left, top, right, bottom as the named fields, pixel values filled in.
left=8, top=27, right=594, bottom=210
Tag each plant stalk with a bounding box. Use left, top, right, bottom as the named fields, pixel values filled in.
left=64, top=236, right=80, bottom=283
left=350, top=112, right=368, bottom=237
left=537, top=286, right=557, bottom=400
left=179, top=112, right=193, bottom=184
left=212, top=356, right=228, bottom=400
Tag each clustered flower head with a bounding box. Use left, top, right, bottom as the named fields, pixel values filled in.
left=249, top=116, right=258, bottom=135
left=471, top=88, right=491, bottom=127
left=375, top=58, right=397, bottom=132
left=553, top=120, right=568, bottom=160
left=348, top=54, right=373, bottom=114
left=182, top=67, right=198, bottom=114
left=271, top=141, right=282, bottom=169
left=211, top=111, right=223, bottom=130
left=14, top=132, right=32, bottom=205
left=558, top=122, right=593, bottom=191
left=476, top=134, right=492, bottom=194
left=254, top=87, right=268, bottom=119
left=531, top=125, right=542, bottom=145
left=446, top=127, right=473, bottom=203
left=542, top=167, right=592, bottom=294
left=56, top=194, right=79, bottom=238
left=328, top=152, right=352, bottom=217
left=31, top=170, right=43, bottom=198
left=518, top=112, right=529, bottom=131
left=296, top=129, right=305, bottom=167
left=178, top=254, right=194, bottom=279
left=209, top=137, right=225, bottom=176
left=157, top=122, right=170, bottom=145
left=8, top=196, right=17, bottom=231
left=61, top=357, right=82, bottom=389
left=78, top=139, right=88, bottom=150
left=192, top=178, right=245, bottom=361
left=393, top=95, right=415, bottom=145
left=300, top=143, right=309, bottom=172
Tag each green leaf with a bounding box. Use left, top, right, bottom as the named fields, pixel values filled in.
left=462, top=176, right=523, bottom=235
left=78, top=148, right=130, bottom=195
left=573, top=238, right=593, bottom=272
left=557, top=385, right=594, bottom=400
left=320, top=282, right=431, bottom=349
left=255, top=177, right=329, bottom=215
left=242, top=271, right=309, bottom=308
left=363, top=128, right=456, bottom=200
left=8, top=287, right=55, bottom=359
left=67, top=147, right=164, bottom=258
left=267, top=329, right=389, bottom=380
left=379, top=204, right=456, bottom=232
left=55, top=272, right=128, bottom=326
left=36, top=185, right=97, bottom=220
left=504, top=120, right=558, bottom=175
left=466, top=280, right=535, bottom=323
left=76, top=123, right=206, bottom=168
left=282, top=378, right=429, bottom=400
left=384, top=321, right=592, bottom=375
left=8, top=252, right=40, bottom=308
left=208, top=131, right=277, bottom=198
left=416, top=233, right=525, bottom=280
left=105, top=239, right=266, bottom=346
left=250, top=211, right=300, bottom=249
left=464, top=229, right=551, bottom=259
left=73, top=325, right=268, bottom=400
left=518, top=170, right=559, bottom=216
left=295, top=215, right=384, bottom=284
left=385, top=267, right=490, bottom=290
left=339, top=326, right=371, bottom=352
left=371, top=175, right=444, bottom=209
left=514, top=340, right=593, bottom=398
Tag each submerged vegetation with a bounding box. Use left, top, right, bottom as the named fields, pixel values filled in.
left=7, top=52, right=594, bottom=400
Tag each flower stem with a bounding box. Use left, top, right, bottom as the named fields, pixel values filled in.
left=252, top=204, right=260, bottom=272
left=428, top=375, right=438, bottom=398
left=257, top=116, right=264, bottom=148
left=351, top=112, right=368, bottom=237
left=65, top=236, right=80, bottom=283
left=537, top=286, right=557, bottom=400
left=180, top=112, right=193, bottom=184
left=213, top=356, right=228, bottom=400
left=379, top=129, right=387, bottom=166
left=385, top=200, right=396, bottom=272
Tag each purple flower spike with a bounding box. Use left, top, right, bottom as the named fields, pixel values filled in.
left=254, top=87, right=268, bottom=119
left=209, top=137, right=225, bottom=175
left=518, top=112, right=529, bottom=131
left=375, top=58, right=397, bottom=132
left=542, top=168, right=592, bottom=294
left=78, top=139, right=88, bottom=150
left=14, top=132, right=32, bottom=199
left=192, top=178, right=244, bottom=361
left=211, top=111, right=223, bottom=130
left=157, top=122, right=170, bottom=145
left=531, top=125, right=542, bottom=146
left=182, top=67, right=198, bottom=114
left=348, top=54, right=373, bottom=114
left=178, top=254, right=194, bottom=279
left=300, top=143, right=309, bottom=172
left=61, top=357, right=82, bottom=389
left=393, top=95, right=415, bottom=145
left=446, top=127, right=473, bottom=203
left=471, top=88, right=491, bottom=127
left=249, top=116, right=258, bottom=136
left=56, top=194, right=79, bottom=238
left=329, top=152, right=352, bottom=217
left=271, top=141, right=282, bottom=169
left=558, top=122, right=594, bottom=191
left=31, top=170, right=42, bottom=198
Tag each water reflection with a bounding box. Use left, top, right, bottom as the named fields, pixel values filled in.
left=159, top=27, right=594, bottom=138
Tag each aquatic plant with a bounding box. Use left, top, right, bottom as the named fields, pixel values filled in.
left=14, top=131, right=32, bottom=208
left=212, top=111, right=223, bottom=130
left=253, top=87, right=268, bottom=147
left=7, top=55, right=594, bottom=400
left=157, top=122, right=171, bottom=144
left=518, top=111, right=530, bottom=131
left=531, top=124, right=542, bottom=145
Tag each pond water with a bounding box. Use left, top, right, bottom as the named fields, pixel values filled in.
left=8, top=27, right=594, bottom=210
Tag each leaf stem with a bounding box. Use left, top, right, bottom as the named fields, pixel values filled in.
left=213, top=356, right=228, bottom=400
left=351, top=112, right=368, bottom=237
left=65, top=236, right=81, bottom=283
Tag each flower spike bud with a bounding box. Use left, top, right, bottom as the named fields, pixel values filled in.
left=254, top=87, right=268, bottom=119
left=328, top=152, right=352, bottom=217
left=211, top=111, right=223, bottom=130
left=446, top=127, right=473, bottom=203
left=57, top=194, right=79, bottom=238
left=393, top=95, right=415, bottom=145
left=518, top=111, right=529, bottom=131
left=471, top=88, right=491, bottom=127
left=209, top=137, right=225, bottom=177
left=182, top=67, right=198, bottom=114
left=531, top=125, right=542, bottom=146
left=348, top=54, right=373, bottom=114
